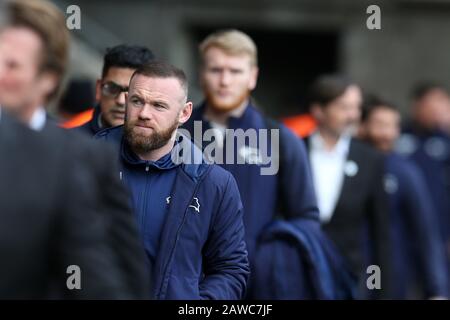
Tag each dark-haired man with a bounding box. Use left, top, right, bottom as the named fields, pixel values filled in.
left=75, top=44, right=155, bottom=135
left=303, top=75, right=392, bottom=298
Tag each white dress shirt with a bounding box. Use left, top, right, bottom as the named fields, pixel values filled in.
left=29, top=107, right=46, bottom=131
left=309, top=131, right=351, bottom=223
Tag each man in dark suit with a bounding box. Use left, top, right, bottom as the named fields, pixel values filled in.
left=303, top=75, right=392, bottom=298
left=0, top=111, right=128, bottom=298
left=0, top=0, right=148, bottom=298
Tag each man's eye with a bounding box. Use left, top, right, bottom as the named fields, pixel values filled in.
left=6, top=60, right=19, bottom=70
left=131, top=98, right=144, bottom=106
left=230, top=69, right=243, bottom=74
left=154, top=103, right=167, bottom=110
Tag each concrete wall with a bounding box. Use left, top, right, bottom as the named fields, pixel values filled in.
left=56, top=0, right=450, bottom=118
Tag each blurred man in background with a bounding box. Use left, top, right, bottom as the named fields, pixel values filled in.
left=0, top=0, right=148, bottom=298
left=0, top=103, right=128, bottom=299
left=396, top=83, right=450, bottom=292
left=74, top=44, right=155, bottom=135
left=184, top=30, right=355, bottom=299
left=360, top=96, right=448, bottom=299
left=303, top=75, right=392, bottom=299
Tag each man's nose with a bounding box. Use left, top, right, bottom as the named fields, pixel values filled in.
left=115, top=91, right=127, bottom=107
left=138, top=105, right=153, bottom=121
left=219, top=71, right=232, bottom=86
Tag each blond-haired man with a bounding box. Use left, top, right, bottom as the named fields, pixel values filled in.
left=183, top=30, right=353, bottom=299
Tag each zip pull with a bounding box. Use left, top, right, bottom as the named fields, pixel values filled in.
left=145, top=164, right=150, bottom=172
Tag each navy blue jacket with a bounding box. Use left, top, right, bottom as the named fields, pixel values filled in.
left=252, top=218, right=357, bottom=299
left=183, top=103, right=319, bottom=259
left=75, top=105, right=103, bottom=136
left=95, top=126, right=250, bottom=300
left=183, top=103, right=353, bottom=299
left=397, top=128, right=450, bottom=242
left=384, top=152, right=448, bottom=298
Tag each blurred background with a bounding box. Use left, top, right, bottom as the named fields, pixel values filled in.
left=53, top=0, right=450, bottom=119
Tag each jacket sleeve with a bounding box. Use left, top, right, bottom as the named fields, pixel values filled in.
left=403, top=162, right=449, bottom=298
left=199, top=171, right=250, bottom=300
left=278, top=126, right=320, bottom=221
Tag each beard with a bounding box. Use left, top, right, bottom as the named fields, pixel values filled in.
left=124, top=117, right=179, bottom=155
left=365, top=135, right=392, bottom=152
left=204, top=88, right=250, bottom=113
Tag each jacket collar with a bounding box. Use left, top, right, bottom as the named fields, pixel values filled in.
left=194, top=100, right=256, bottom=130
left=121, top=136, right=179, bottom=171
left=99, top=125, right=210, bottom=182
left=89, top=104, right=103, bottom=134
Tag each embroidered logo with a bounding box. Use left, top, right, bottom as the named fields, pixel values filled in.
left=238, top=145, right=264, bottom=165
left=189, top=197, right=200, bottom=213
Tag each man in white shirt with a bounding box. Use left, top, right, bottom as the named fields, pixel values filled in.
left=303, top=75, right=392, bottom=299
left=309, top=131, right=351, bottom=223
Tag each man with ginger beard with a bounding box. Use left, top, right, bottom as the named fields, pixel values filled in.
left=95, top=61, right=250, bottom=299
left=183, top=30, right=354, bottom=299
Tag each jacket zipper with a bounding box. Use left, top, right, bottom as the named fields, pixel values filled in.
left=157, top=166, right=212, bottom=299
left=141, top=163, right=150, bottom=235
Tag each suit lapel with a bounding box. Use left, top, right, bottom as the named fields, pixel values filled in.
left=332, top=139, right=360, bottom=219
left=306, top=134, right=362, bottom=222
left=0, top=115, right=28, bottom=172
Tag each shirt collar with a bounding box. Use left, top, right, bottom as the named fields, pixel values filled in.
left=97, top=111, right=105, bottom=129
left=122, top=136, right=181, bottom=171
left=310, top=130, right=351, bottom=156
left=203, top=100, right=249, bottom=126
left=29, top=107, right=46, bottom=131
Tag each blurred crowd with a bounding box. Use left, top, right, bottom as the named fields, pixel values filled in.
left=0, top=0, right=449, bottom=300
